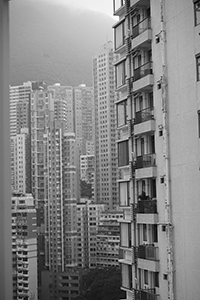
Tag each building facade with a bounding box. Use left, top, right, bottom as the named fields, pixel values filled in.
left=77, top=201, right=105, bottom=268
left=48, top=84, right=74, bottom=133
left=93, top=41, right=118, bottom=209
left=12, top=192, right=37, bottom=300
left=96, top=210, right=123, bottom=267
left=113, top=0, right=200, bottom=300
left=44, top=126, right=78, bottom=272
left=74, top=84, right=94, bottom=155
left=10, top=82, right=32, bottom=137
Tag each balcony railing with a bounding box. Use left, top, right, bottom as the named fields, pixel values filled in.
left=132, top=17, right=151, bottom=39
left=137, top=199, right=157, bottom=214
left=138, top=245, right=158, bottom=261
left=133, top=62, right=153, bottom=82
left=135, top=107, right=154, bottom=124
left=134, top=288, right=158, bottom=300
left=136, top=153, right=156, bottom=169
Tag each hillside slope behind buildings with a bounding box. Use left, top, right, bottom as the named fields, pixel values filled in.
left=10, top=0, right=114, bottom=86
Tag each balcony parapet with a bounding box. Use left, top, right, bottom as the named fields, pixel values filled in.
left=136, top=154, right=156, bottom=169
left=138, top=244, right=158, bottom=261
left=135, top=107, right=154, bottom=124
left=132, top=17, right=151, bottom=39
left=133, top=288, right=159, bottom=300
left=137, top=199, right=157, bottom=214
left=133, top=62, right=153, bottom=82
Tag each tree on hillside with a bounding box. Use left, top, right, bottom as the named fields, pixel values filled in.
left=76, top=267, right=125, bottom=300
left=80, top=180, right=92, bottom=198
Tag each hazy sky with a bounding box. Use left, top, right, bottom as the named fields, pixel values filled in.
left=48, top=0, right=114, bottom=17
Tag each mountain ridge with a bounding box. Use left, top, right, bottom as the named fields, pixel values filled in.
left=10, top=0, right=114, bottom=86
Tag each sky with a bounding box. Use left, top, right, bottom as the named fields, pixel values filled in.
left=47, top=0, right=114, bottom=18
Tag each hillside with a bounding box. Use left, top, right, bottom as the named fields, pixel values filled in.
left=10, top=0, right=114, bottom=86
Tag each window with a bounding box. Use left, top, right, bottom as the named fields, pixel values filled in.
left=118, top=140, right=129, bottom=167
left=114, top=21, right=125, bottom=50
left=194, top=0, right=200, bottom=26
left=196, top=54, right=200, bottom=81
left=117, top=100, right=127, bottom=127
left=143, top=224, right=147, bottom=241
left=155, top=272, right=159, bottom=287
left=198, top=110, right=200, bottom=137
left=119, top=181, right=129, bottom=206
left=144, top=270, right=148, bottom=285
left=114, top=0, right=125, bottom=12
left=116, top=60, right=126, bottom=88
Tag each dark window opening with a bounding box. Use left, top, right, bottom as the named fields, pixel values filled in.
left=194, top=0, right=200, bottom=26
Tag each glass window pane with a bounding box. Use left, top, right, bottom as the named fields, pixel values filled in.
left=118, top=141, right=129, bottom=167
left=195, top=1, right=200, bottom=26
left=119, top=182, right=128, bottom=206
left=115, top=22, right=125, bottom=50
left=117, top=100, right=127, bottom=127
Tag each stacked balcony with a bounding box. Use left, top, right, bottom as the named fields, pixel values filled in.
left=138, top=244, right=159, bottom=272
left=135, top=153, right=157, bottom=179
left=137, top=198, right=158, bottom=224
left=133, top=62, right=153, bottom=93
left=132, top=17, right=152, bottom=48
left=119, top=247, right=133, bottom=265
left=134, top=107, right=155, bottom=135
left=133, top=288, right=159, bottom=300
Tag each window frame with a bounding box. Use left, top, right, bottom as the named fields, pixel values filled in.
left=196, top=54, right=200, bottom=81
left=118, top=140, right=129, bottom=167
left=114, top=20, right=125, bottom=50
left=115, top=59, right=126, bottom=89
left=194, top=0, right=200, bottom=26
left=198, top=110, right=200, bottom=138
left=116, top=99, right=127, bottom=127
left=114, top=0, right=125, bottom=13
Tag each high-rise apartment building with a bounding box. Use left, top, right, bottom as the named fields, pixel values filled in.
left=12, top=192, right=37, bottom=300
left=48, top=84, right=74, bottom=133
left=96, top=210, right=123, bottom=267
left=11, top=129, right=29, bottom=194
left=93, top=41, right=118, bottom=210
left=44, top=125, right=78, bottom=272
left=42, top=124, right=80, bottom=299
left=113, top=0, right=200, bottom=299
left=74, top=84, right=94, bottom=155
left=30, top=82, right=54, bottom=297
left=80, top=155, right=95, bottom=199
left=10, top=82, right=32, bottom=137
left=77, top=200, right=105, bottom=268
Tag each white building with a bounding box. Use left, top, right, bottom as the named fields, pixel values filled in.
left=10, top=82, right=32, bottom=137
left=11, top=129, right=29, bottom=194
left=113, top=0, right=200, bottom=299
left=93, top=41, right=118, bottom=210
left=96, top=210, right=123, bottom=267
left=12, top=193, right=37, bottom=300
left=77, top=201, right=105, bottom=268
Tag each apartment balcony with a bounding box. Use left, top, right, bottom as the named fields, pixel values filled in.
left=136, top=199, right=158, bottom=224
left=135, top=154, right=157, bottom=179
left=132, top=17, right=152, bottom=49
left=134, top=107, right=155, bottom=135
left=118, top=166, right=130, bottom=181
left=119, top=247, right=133, bottom=265
left=133, top=288, right=159, bottom=300
left=117, top=125, right=129, bottom=141
left=138, top=199, right=157, bottom=213
left=132, top=62, right=154, bottom=93
left=138, top=244, right=159, bottom=272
